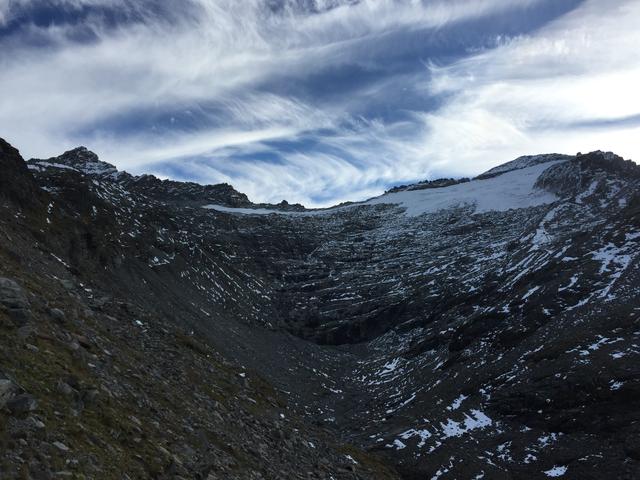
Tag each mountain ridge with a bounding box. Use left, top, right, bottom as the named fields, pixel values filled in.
left=27, top=145, right=625, bottom=212
left=2, top=137, right=640, bottom=479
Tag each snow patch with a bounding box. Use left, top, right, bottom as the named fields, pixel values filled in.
left=610, top=381, right=624, bottom=391
left=440, top=410, right=492, bottom=438
left=447, top=394, right=468, bottom=411
left=378, top=358, right=401, bottom=376
left=544, top=465, right=568, bottom=477
left=399, top=428, right=432, bottom=448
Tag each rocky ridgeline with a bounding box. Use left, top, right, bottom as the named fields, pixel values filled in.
left=1, top=137, right=639, bottom=479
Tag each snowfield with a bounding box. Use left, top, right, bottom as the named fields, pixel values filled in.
left=366, top=161, right=565, bottom=216
left=205, top=160, right=565, bottom=217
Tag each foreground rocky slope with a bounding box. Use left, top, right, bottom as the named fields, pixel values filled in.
left=0, top=139, right=397, bottom=479
left=1, top=137, right=639, bottom=479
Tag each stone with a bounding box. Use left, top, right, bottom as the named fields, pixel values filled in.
left=82, top=388, right=99, bottom=405
left=56, top=381, right=75, bottom=396
left=58, top=279, right=75, bottom=291
left=48, top=308, right=66, bottom=323
left=28, top=417, right=46, bottom=429
left=7, top=394, right=38, bottom=415
left=52, top=441, right=70, bottom=452
left=212, top=411, right=224, bottom=423
left=0, top=277, right=29, bottom=310
left=17, top=324, right=35, bottom=339
left=0, top=378, right=16, bottom=408
left=75, top=334, right=93, bottom=349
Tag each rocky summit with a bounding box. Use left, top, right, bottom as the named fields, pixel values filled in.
left=1, top=137, right=639, bottom=480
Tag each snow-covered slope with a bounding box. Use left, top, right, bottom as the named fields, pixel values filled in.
left=366, top=160, right=565, bottom=216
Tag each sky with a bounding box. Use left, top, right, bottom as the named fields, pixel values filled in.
left=0, top=0, right=639, bottom=207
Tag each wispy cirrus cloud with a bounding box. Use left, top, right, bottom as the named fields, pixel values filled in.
left=0, top=0, right=637, bottom=206
left=418, top=0, right=640, bottom=176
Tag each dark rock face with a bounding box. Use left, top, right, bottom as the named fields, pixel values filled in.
left=123, top=175, right=252, bottom=206
left=386, top=177, right=470, bottom=193
left=0, top=138, right=44, bottom=209
left=2, top=139, right=640, bottom=479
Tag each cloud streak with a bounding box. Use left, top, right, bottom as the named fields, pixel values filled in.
left=419, top=0, right=640, bottom=175
left=0, top=0, right=638, bottom=206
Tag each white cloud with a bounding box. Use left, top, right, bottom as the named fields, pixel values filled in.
left=421, top=0, right=640, bottom=174
left=0, top=0, right=638, bottom=207
left=0, top=0, right=126, bottom=25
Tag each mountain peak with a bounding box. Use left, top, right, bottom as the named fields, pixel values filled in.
left=28, top=147, right=119, bottom=177
left=60, top=146, right=99, bottom=161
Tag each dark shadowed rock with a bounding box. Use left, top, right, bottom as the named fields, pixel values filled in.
left=0, top=277, right=29, bottom=310
left=0, top=138, right=45, bottom=209
left=0, top=378, right=16, bottom=408
left=0, top=278, right=31, bottom=326
left=48, top=308, right=66, bottom=323
left=7, top=394, right=38, bottom=415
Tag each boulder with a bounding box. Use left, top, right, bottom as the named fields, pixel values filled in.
left=7, top=393, right=38, bottom=415
left=0, top=378, right=16, bottom=408
left=52, top=441, right=70, bottom=452
left=56, top=380, right=75, bottom=396
left=48, top=308, right=66, bottom=323
left=0, top=278, right=31, bottom=325
left=0, top=277, right=30, bottom=310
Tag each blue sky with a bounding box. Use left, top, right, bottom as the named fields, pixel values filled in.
left=1, top=0, right=639, bottom=206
